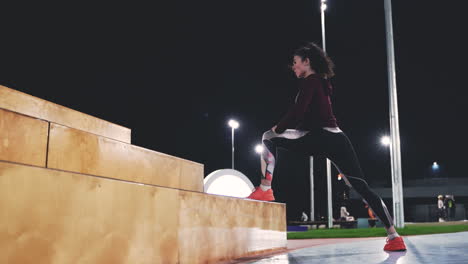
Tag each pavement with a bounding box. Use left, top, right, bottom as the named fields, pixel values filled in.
left=229, top=232, right=468, bottom=264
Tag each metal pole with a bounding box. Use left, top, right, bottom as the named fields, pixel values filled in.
left=231, top=127, right=235, bottom=169
left=326, top=159, right=333, bottom=228
left=310, top=157, right=315, bottom=221
left=320, top=0, right=326, bottom=52
left=320, top=0, right=333, bottom=229
left=384, top=0, right=405, bottom=228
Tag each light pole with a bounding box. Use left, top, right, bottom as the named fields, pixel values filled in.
left=432, top=162, right=440, bottom=177
left=320, top=0, right=327, bottom=52
left=384, top=0, right=405, bottom=228
left=320, top=0, right=332, bottom=228
left=381, top=135, right=392, bottom=186
left=228, top=119, right=239, bottom=169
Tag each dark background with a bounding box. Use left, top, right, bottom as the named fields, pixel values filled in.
left=1, top=1, right=465, bottom=219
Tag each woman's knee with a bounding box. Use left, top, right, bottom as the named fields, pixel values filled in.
left=262, top=130, right=276, bottom=141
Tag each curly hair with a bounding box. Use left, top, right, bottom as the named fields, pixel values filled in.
left=293, top=42, right=335, bottom=79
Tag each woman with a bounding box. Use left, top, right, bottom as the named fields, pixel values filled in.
left=246, top=42, right=406, bottom=251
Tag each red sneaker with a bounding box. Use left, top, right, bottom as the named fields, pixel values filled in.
left=246, top=187, right=275, bottom=201
left=384, top=236, right=407, bottom=251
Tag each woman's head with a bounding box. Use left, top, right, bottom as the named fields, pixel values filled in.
left=291, top=42, right=335, bottom=79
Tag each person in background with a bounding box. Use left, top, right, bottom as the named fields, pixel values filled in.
left=301, top=211, right=309, bottom=222
left=445, top=195, right=456, bottom=221
left=437, top=195, right=446, bottom=222
left=340, top=206, right=351, bottom=221
left=366, top=203, right=377, bottom=227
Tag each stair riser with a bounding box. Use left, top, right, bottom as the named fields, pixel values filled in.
left=48, top=123, right=204, bottom=192
left=0, top=109, right=48, bottom=167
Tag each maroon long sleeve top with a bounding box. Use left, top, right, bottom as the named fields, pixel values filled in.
left=276, top=74, right=338, bottom=133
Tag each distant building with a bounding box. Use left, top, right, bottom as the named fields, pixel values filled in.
left=349, top=177, right=468, bottom=222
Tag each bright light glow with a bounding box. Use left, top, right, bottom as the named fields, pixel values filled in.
left=381, top=136, right=391, bottom=146
left=321, top=3, right=327, bottom=11
left=255, top=144, right=264, bottom=154
left=321, top=0, right=327, bottom=3
left=432, top=162, right=439, bottom=170
left=205, top=174, right=252, bottom=197
left=228, top=119, right=239, bottom=129
left=337, top=174, right=342, bottom=181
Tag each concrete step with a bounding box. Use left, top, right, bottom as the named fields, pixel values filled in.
left=0, top=108, right=203, bottom=192
left=0, top=85, right=131, bottom=143
left=0, top=161, right=287, bottom=264
left=47, top=123, right=204, bottom=192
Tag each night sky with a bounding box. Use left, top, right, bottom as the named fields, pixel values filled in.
left=1, top=1, right=465, bottom=187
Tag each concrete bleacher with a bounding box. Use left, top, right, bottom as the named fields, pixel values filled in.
left=0, top=85, right=287, bottom=264
left=288, top=220, right=358, bottom=229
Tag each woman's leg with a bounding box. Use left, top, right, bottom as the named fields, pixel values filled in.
left=247, top=129, right=308, bottom=200
left=259, top=129, right=309, bottom=187
left=303, top=130, right=405, bottom=249
left=252, top=128, right=406, bottom=250
left=319, top=131, right=398, bottom=235
left=259, top=129, right=396, bottom=232
left=259, top=131, right=276, bottom=188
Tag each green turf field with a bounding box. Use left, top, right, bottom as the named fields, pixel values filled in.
left=288, top=221, right=468, bottom=239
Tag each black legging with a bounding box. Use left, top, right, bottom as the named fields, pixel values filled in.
left=265, top=128, right=394, bottom=228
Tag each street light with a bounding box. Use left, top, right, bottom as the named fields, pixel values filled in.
left=432, top=162, right=439, bottom=170
left=321, top=0, right=327, bottom=11
left=228, top=119, right=239, bottom=169
left=255, top=144, right=264, bottom=154
left=381, top=136, right=391, bottom=146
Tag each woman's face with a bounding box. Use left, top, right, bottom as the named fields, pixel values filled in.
left=291, top=55, right=311, bottom=78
